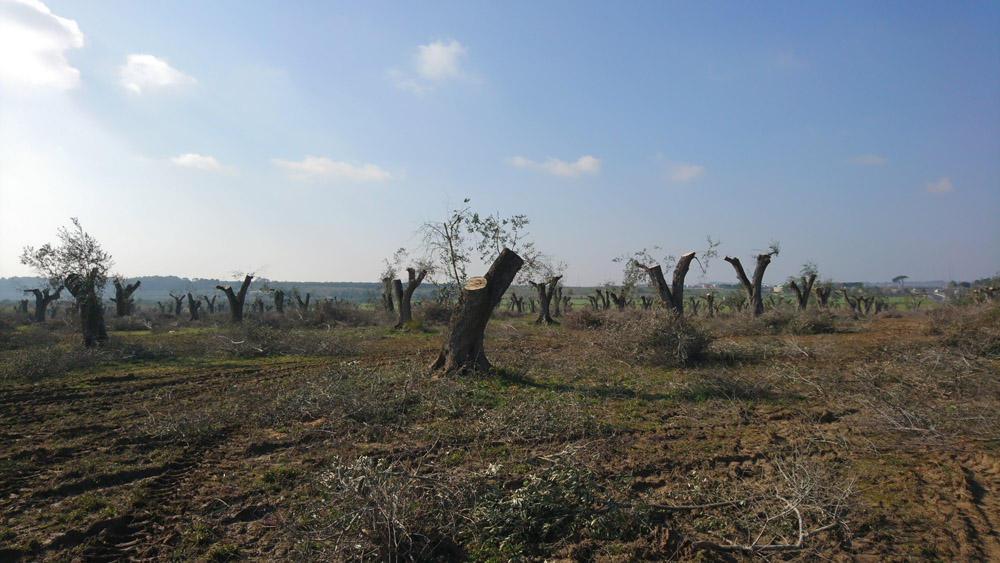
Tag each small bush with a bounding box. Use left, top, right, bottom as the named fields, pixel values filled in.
left=414, top=300, right=453, bottom=326
left=560, top=309, right=608, bottom=330
left=0, top=345, right=100, bottom=382
left=601, top=309, right=711, bottom=366
left=786, top=309, right=836, bottom=334
left=213, top=322, right=354, bottom=358
left=107, top=315, right=152, bottom=332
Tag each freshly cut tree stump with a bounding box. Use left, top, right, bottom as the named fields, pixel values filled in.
left=430, top=248, right=523, bottom=375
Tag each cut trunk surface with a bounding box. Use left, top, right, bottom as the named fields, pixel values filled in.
left=430, top=248, right=523, bottom=375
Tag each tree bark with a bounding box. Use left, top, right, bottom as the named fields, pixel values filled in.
left=295, top=292, right=310, bottom=312
left=274, top=290, right=285, bottom=314
left=724, top=253, right=774, bottom=317
left=703, top=293, right=715, bottom=318
left=217, top=275, right=253, bottom=323
left=171, top=293, right=185, bottom=318
left=815, top=287, right=832, bottom=308
left=381, top=277, right=395, bottom=312
left=203, top=295, right=217, bottom=313
left=64, top=268, right=107, bottom=347
left=187, top=293, right=201, bottom=321
left=553, top=285, right=563, bottom=317
left=639, top=295, right=653, bottom=310
left=430, top=248, right=523, bottom=375
left=788, top=273, right=817, bottom=311
left=638, top=251, right=696, bottom=314
left=530, top=275, right=563, bottom=325
left=111, top=279, right=141, bottom=317
left=395, top=268, right=427, bottom=329
left=25, top=287, right=62, bottom=323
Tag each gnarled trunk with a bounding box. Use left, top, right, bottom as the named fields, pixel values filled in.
left=202, top=295, right=217, bottom=313
left=111, top=279, right=141, bottom=317
left=25, top=287, right=62, bottom=323
left=788, top=273, right=817, bottom=311
left=217, top=275, right=253, bottom=323
left=724, top=253, right=774, bottom=317
left=395, top=267, right=427, bottom=329
left=64, top=268, right=107, bottom=347
left=815, top=287, right=832, bottom=308
left=187, top=293, right=202, bottom=321
left=274, top=290, right=285, bottom=314
left=530, top=275, right=563, bottom=325
left=638, top=252, right=696, bottom=314
left=430, top=248, right=523, bottom=375
left=639, top=295, right=653, bottom=310
left=703, top=293, right=715, bottom=318
left=295, top=292, right=310, bottom=312
left=171, top=293, right=185, bottom=318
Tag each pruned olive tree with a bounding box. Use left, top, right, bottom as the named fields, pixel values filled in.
left=169, top=291, right=185, bottom=318
left=111, top=278, right=141, bottom=317
left=787, top=262, right=818, bottom=311
left=430, top=248, right=524, bottom=374
left=724, top=241, right=780, bottom=317
left=23, top=286, right=62, bottom=323
left=21, top=218, right=113, bottom=347
left=187, top=293, right=202, bottom=321
left=394, top=266, right=428, bottom=329
left=623, top=236, right=721, bottom=315
left=217, top=274, right=253, bottom=323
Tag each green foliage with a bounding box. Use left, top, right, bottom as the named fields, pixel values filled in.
left=20, top=217, right=113, bottom=295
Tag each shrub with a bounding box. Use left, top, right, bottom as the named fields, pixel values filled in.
left=933, top=302, right=1000, bottom=359
left=560, top=308, right=608, bottom=330
left=213, top=322, right=354, bottom=358
left=414, top=300, right=453, bottom=326
left=601, top=309, right=711, bottom=366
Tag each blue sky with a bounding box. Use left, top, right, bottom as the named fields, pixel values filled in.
left=1, top=0, right=998, bottom=286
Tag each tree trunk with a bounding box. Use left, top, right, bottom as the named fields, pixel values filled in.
left=530, top=275, right=563, bottom=325
left=638, top=251, right=696, bottom=314
left=171, top=293, right=185, bottom=317
left=815, top=287, right=832, bottom=307
left=111, top=279, right=141, bottom=317
left=217, top=275, right=253, bottom=323
left=430, top=248, right=523, bottom=374
left=688, top=296, right=700, bottom=316
left=25, top=287, right=62, bottom=323
left=639, top=295, right=653, bottom=310
left=587, top=295, right=600, bottom=310
left=703, top=293, right=715, bottom=318
left=274, top=290, right=285, bottom=314
left=553, top=286, right=563, bottom=317
left=203, top=295, right=217, bottom=313
left=381, top=277, right=395, bottom=312
left=724, top=253, right=774, bottom=317
left=64, top=268, right=107, bottom=348
left=295, top=293, right=310, bottom=312
left=788, top=273, right=817, bottom=311
left=187, top=293, right=201, bottom=321
left=395, top=268, right=427, bottom=329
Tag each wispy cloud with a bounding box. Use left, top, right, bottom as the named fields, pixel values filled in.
left=925, top=177, right=954, bottom=194
left=120, top=54, right=196, bottom=94
left=848, top=154, right=887, bottom=165
left=387, top=39, right=471, bottom=95
left=272, top=156, right=392, bottom=182
left=508, top=155, right=601, bottom=178
left=667, top=162, right=705, bottom=183
left=170, top=153, right=234, bottom=173
left=0, top=0, right=85, bottom=90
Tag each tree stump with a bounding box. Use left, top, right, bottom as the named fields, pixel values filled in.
left=430, top=248, right=523, bottom=375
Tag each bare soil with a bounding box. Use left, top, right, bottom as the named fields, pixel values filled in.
left=1, top=309, right=998, bottom=561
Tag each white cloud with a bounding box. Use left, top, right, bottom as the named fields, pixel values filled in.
left=388, top=39, right=470, bottom=95
left=925, top=177, right=954, bottom=194
left=509, top=155, right=601, bottom=178
left=667, top=162, right=705, bottom=183
left=0, top=0, right=85, bottom=90
left=170, top=153, right=233, bottom=173
left=272, top=156, right=392, bottom=182
left=120, top=54, right=196, bottom=94
left=848, top=155, right=887, bottom=165
left=415, top=39, right=466, bottom=81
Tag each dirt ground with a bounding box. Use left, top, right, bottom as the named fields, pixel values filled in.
left=1, top=307, right=998, bottom=561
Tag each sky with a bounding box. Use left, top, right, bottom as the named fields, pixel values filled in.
left=1, top=0, right=998, bottom=286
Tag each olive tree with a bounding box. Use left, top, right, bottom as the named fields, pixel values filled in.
left=20, top=218, right=113, bottom=346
